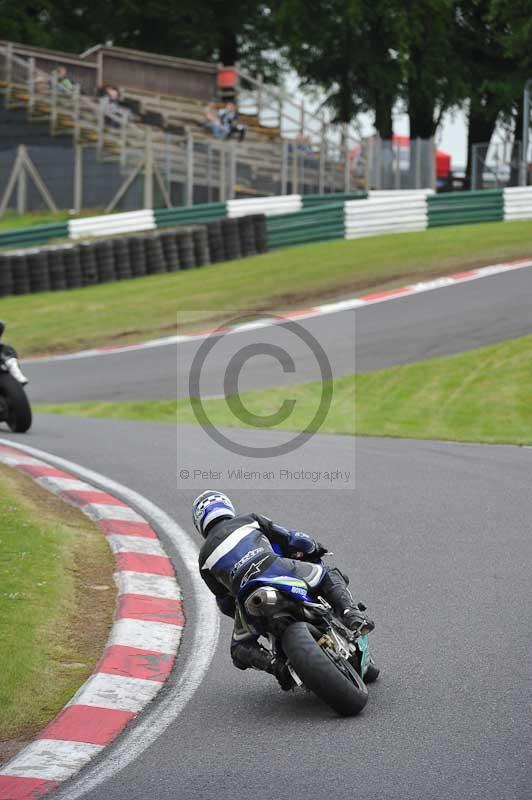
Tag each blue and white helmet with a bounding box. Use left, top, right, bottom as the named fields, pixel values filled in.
left=192, top=490, right=235, bottom=537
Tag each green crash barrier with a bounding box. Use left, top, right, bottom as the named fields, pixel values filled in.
left=0, top=222, right=70, bottom=250
left=154, top=201, right=227, bottom=228
left=267, top=202, right=345, bottom=248
left=301, top=192, right=367, bottom=207
left=428, top=189, right=504, bottom=228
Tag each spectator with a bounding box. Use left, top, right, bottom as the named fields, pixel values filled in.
left=295, top=132, right=313, bottom=154
left=219, top=101, right=246, bottom=142
left=98, top=85, right=129, bottom=127
left=204, top=101, right=227, bottom=139
left=54, top=65, right=73, bottom=94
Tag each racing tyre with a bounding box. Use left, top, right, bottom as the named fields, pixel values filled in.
left=282, top=622, right=368, bottom=717
left=0, top=374, right=32, bottom=433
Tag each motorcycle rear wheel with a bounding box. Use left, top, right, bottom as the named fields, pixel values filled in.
left=0, top=374, right=32, bottom=433
left=282, top=622, right=368, bottom=717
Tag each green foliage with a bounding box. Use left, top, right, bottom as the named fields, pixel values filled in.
left=275, top=0, right=404, bottom=131
left=2, top=0, right=529, bottom=148
left=0, top=0, right=279, bottom=76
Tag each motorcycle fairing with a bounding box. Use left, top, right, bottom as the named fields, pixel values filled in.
left=239, top=573, right=314, bottom=604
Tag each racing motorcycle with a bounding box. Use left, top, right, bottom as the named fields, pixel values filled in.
left=238, top=554, right=377, bottom=717
left=0, top=321, right=32, bottom=433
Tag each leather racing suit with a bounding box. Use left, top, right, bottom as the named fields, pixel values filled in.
left=198, top=512, right=368, bottom=677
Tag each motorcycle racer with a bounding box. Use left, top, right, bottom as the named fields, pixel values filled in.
left=193, top=490, right=378, bottom=689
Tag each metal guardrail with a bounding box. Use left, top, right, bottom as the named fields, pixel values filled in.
left=504, top=186, right=532, bottom=220
left=427, top=189, right=504, bottom=228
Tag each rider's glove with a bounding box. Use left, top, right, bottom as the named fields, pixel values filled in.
left=313, top=541, right=329, bottom=559
left=299, top=540, right=329, bottom=562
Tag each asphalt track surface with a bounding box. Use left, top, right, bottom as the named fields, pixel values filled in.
left=26, top=265, right=532, bottom=403
left=6, top=267, right=532, bottom=799
left=6, top=416, right=531, bottom=800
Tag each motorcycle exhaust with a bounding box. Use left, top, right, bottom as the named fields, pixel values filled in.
left=244, top=586, right=280, bottom=616
left=5, top=358, right=28, bottom=386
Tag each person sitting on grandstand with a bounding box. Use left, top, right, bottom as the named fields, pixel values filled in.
left=98, top=85, right=130, bottom=127
left=54, top=65, right=73, bottom=94
left=219, top=101, right=246, bottom=142
left=204, top=102, right=227, bottom=139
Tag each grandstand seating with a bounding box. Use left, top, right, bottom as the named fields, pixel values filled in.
left=0, top=40, right=356, bottom=204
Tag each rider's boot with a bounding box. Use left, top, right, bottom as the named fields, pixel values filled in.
left=231, top=637, right=294, bottom=690
left=320, top=568, right=375, bottom=634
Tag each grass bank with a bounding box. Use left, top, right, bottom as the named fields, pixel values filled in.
left=4, top=219, right=532, bottom=357
left=0, top=466, right=115, bottom=763
left=38, top=333, right=532, bottom=446
left=0, top=209, right=108, bottom=232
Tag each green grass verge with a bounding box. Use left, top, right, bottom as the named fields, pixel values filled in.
left=37, top=333, right=532, bottom=446
left=0, top=209, right=110, bottom=232
left=0, top=466, right=114, bottom=750
left=0, top=210, right=70, bottom=231
left=3, top=219, right=532, bottom=357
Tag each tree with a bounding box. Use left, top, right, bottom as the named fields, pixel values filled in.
left=401, top=1, right=465, bottom=140
left=275, top=0, right=403, bottom=135
left=453, top=1, right=516, bottom=188
left=489, top=0, right=532, bottom=182
left=0, top=1, right=56, bottom=48
left=2, top=0, right=278, bottom=76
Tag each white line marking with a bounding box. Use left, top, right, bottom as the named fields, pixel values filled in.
left=68, top=673, right=162, bottom=713
left=82, top=504, right=144, bottom=522
left=36, top=476, right=93, bottom=493
left=114, top=571, right=182, bottom=600
left=109, top=618, right=182, bottom=653
left=23, top=258, right=532, bottom=364
left=0, top=453, right=43, bottom=466
left=0, top=438, right=219, bottom=800
left=106, top=534, right=166, bottom=557
left=0, top=740, right=103, bottom=782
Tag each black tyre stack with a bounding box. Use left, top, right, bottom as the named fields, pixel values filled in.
left=0, top=254, right=13, bottom=297
left=113, top=238, right=133, bottom=280
left=192, top=227, right=210, bottom=267
left=79, top=242, right=99, bottom=286
left=47, top=246, right=67, bottom=291
left=10, top=253, right=30, bottom=295
left=251, top=214, right=268, bottom=253
left=160, top=231, right=180, bottom=272
left=128, top=236, right=147, bottom=278
left=63, top=245, right=84, bottom=289
left=220, top=218, right=241, bottom=261
left=177, top=229, right=196, bottom=269
left=95, top=239, right=117, bottom=284
left=206, top=220, right=225, bottom=264
left=145, top=235, right=166, bottom=275
left=237, top=215, right=257, bottom=258
left=27, top=249, right=51, bottom=293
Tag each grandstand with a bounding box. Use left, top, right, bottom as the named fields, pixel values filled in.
left=0, top=41, right=361, bottom=211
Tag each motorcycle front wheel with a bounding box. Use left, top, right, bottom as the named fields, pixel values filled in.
left=282, top=622, right=368, bottom=717
left=0, top=374, right=32, bottom=433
